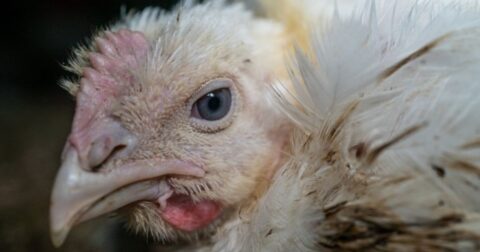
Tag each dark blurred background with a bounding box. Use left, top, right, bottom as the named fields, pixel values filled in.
left=0, top=1, right=182, bottom=251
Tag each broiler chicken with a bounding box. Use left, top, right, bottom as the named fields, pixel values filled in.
left=50, top=0, right=480, bottom=251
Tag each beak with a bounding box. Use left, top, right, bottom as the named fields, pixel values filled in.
left=49, top=147, right=205, bottom=247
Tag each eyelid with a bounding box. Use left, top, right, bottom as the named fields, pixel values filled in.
left=190, top=78, right=234, bottom=103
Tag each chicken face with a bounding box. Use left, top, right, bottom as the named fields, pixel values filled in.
left=50, top=2, right=290, bottom=246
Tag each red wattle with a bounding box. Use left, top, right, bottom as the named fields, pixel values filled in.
left=160, top=194, right=222, bottom=231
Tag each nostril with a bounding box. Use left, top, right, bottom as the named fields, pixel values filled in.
left=87, top=137, right=113, bottom=171
left=75, top=119, right=137, bottom=172
left=87, top=132, right=136, bottom=172
left=90, top=144, right=127, bottom=172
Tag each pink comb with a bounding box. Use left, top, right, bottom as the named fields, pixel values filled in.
left=69, top=29, right=149, bottom=161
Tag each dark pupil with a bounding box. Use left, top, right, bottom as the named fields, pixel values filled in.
left=196, top=88, right=231, bottom=121
left=207, top=93, right=221, bottom=112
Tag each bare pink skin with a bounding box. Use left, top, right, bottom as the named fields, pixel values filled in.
left=69, top=29, right=150, bottom=166
left=160, top=194, right=223, bottom=232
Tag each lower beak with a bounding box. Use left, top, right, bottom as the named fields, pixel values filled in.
left=49, top=147, right=204, bottom=247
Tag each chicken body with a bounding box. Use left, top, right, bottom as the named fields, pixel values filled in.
left=50, top=0, right=480, bottom=251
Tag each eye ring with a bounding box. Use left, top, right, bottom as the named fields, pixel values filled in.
left=191, top=88, right=232, bottom=121
left=188, top=78, right=237, bottom=133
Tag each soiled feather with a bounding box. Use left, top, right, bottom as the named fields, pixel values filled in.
left=205, top=1, right=480, bottom=251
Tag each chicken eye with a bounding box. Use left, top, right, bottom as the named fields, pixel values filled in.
left=192, top=88, right=232, bottom=121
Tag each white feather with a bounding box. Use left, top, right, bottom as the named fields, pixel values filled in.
left=289, top=0, right=480, bottom=209
left=211, top=0, right=480, bottom=251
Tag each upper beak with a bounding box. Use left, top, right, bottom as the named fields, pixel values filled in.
left=49, top=147, right=205, bottom=247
